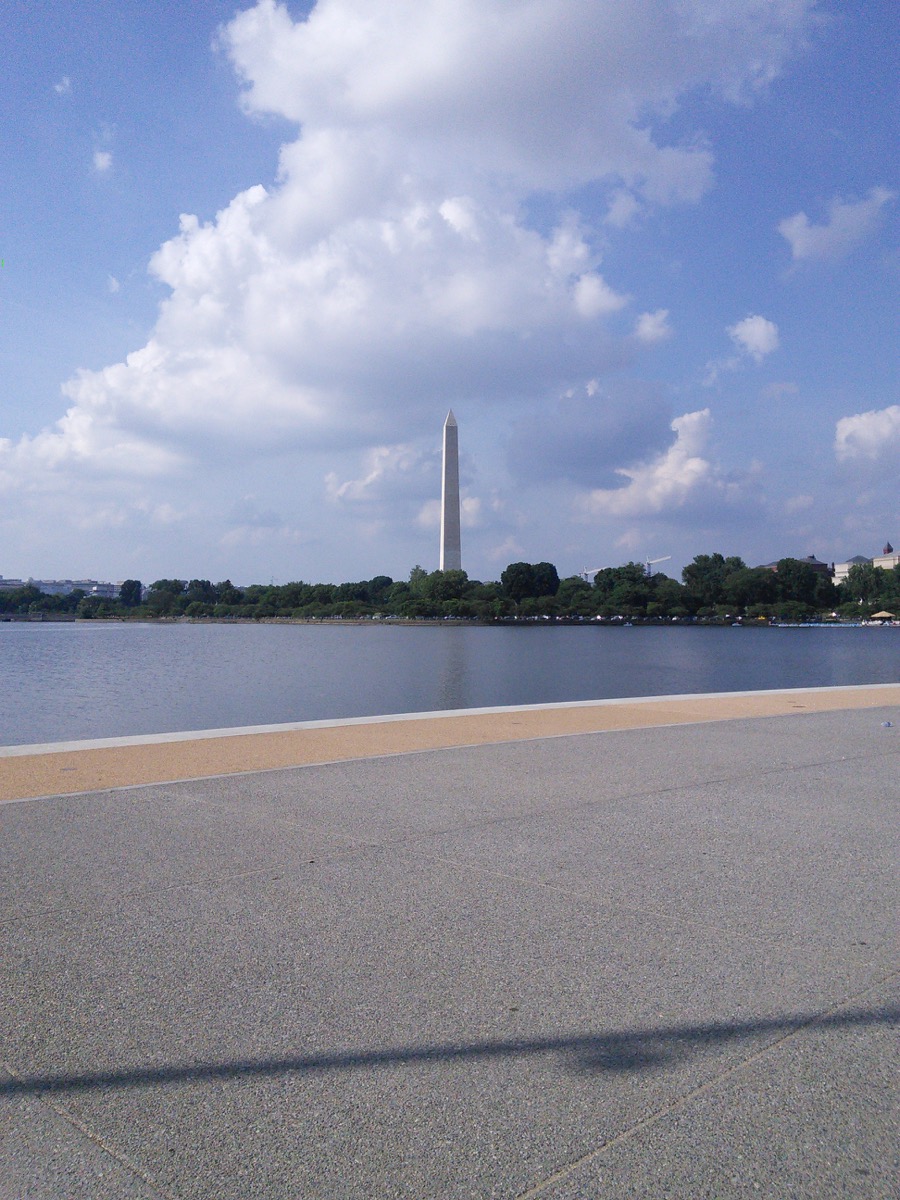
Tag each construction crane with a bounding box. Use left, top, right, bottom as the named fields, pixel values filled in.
left=645, top=555, right=671, bottom=577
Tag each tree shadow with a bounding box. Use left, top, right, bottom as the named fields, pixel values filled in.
left=1, top=1003, right=896, bottom=1098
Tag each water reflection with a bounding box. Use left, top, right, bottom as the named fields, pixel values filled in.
left=435, top=625, right=470, bottom=712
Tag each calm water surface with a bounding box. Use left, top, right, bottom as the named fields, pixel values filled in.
left=1, top=620, right=897, bottom=746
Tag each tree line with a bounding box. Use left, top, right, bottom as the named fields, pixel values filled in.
left=3, top=553, right=898, bottom=622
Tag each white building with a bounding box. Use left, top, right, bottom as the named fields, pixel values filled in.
left=1, top=577, right=121, bottom=598
left=834, top=542, right=898, bottom=584
left=872, top=541, right=899, bottom=571
left=88, top=582, right=120, bottom=599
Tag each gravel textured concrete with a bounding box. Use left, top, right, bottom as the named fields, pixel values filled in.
left=1, top=697, right=897, bottom=1198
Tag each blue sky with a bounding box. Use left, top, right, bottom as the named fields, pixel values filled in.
left=2, top=0, right=897, bottom=585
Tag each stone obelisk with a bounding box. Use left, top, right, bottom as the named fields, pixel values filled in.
left=440, top=409, right=461, bottom=571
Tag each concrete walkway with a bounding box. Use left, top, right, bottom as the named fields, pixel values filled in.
left=1, top=691, right=898, bottom=1197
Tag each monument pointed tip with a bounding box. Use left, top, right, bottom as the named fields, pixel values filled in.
left=445, top=409, right=457, bottom=426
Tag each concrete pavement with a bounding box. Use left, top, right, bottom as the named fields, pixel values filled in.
left=1, top=693, right=898, bottom=1197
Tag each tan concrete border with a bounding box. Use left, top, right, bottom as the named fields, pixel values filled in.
left=1, top=685, right=896, bottom=803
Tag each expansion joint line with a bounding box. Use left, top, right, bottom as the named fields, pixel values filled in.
left=0, top=1050, right=180, bottom=1200
left=515, top=964, right=900, bottom=1200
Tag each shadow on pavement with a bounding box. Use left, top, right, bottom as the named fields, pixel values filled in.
left=3, top=1002, right=897, bottom=1098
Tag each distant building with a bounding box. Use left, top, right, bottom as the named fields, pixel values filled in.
left=34, top=579, right=75, bottom=596
left=1, top=577, right=120, bottom=599
left=799, top=555, right=831, bottom=576
left=87, top=582, right=120, bottom=599
left=833, top=542, right=898, bottom=583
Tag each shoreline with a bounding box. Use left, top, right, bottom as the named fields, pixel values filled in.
left=2, top=613, right=897, bottom=627
left=2, top=683, right=896, bottom=804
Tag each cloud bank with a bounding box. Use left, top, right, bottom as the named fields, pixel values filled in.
left=4, top=0, right=841, bottom=580
left=3, top=2, right=816, bottom=484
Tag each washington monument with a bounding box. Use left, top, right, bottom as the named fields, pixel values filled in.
left=440, top=409, right=461, bottom=571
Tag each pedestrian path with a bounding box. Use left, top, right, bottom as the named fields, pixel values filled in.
left=1, top=694, right=897, bottom=1197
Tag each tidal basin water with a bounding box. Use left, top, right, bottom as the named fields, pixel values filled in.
left=1, top=620, right=897, bottom=747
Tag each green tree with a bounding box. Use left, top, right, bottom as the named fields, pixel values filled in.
left=723, top=567, right=776, bottom=610
left=424, top=569, right=469, bottom=603
left=335, top=581, right=371, bottom=604
left=651, top=575, right=688, bottom=617
left=841, top=562, right=884, bottom=605
left=517, top=596, right=552, bottom=618
left=532, top=562, right=560, bottom=597
left=186, top=579, right=217, bottom=605
left=774, top=558, right=818, bottom=607
left=594, top=562, right=645, bottom=592
left=215, top=580, right=244, bottom=605
left=774, top=600, right=813, bottom=622
left=470, top=583, right=513, bottom=620
left=147, top=579, right=185, bottom=615
left=501, top=562, right=537, bottom=602
left=814, top=574, right=838, bottom=610
left=555, top=575, right=593, bottom=615
left=593, top=563, right=647, bottom=614
left=682, top=554, right=746, bottom=608
left=398, top=596, right=440, bottom=618
left=408, top=565, right=429, bottom=596
left=271, top=582, right=308, bottom=610
left=608, top=575, right=651, bottom=615
left=0, top=585, right=42, bottom=613
left=368, top=576, right=393, bottom=604
left=386, top=581, right=411, bottom=607
left=501, top=561, right=560, bottom=602
left=311, top=584, right=338, bottom=606
left=119, top=579, right=143, bottom=607
left=77, top=595, right=103, bottom=619
left=884, top=566, right=900, bottom=607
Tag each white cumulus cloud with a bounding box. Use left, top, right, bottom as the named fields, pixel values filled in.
left=727, top=314, right=779, bottom=362
left=224, top=0, right=769, bottom=195
left=326, top=444, right=430, bottom=504
left=835, top=404, right=900, bottom=463
left=778, top=187, right=896, bottom=262
left=578, top=408, right=716, bottom=517
left=634, top=309, right=672, bottom=344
